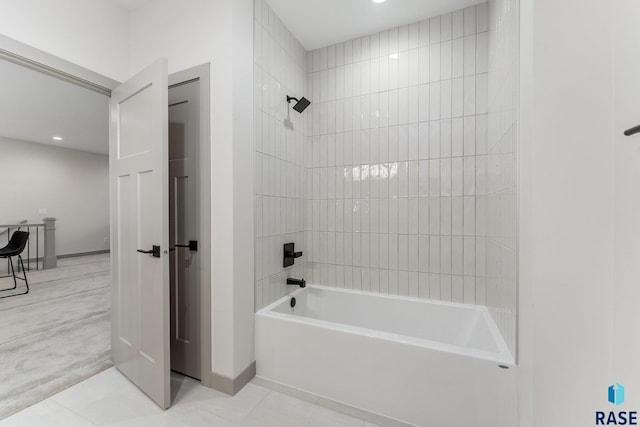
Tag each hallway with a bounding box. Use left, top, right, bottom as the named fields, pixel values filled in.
left=0, top=254, right=111, bottom=419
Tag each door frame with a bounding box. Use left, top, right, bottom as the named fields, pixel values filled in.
left=0, top=35, right=214, bottom=389
left=0, top=34, right=118, bottom=94
left=168, top=64, right=212, bottom=387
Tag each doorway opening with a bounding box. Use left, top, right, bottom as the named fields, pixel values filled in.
left=109, top=61, right=211, bottom=408
left=0, top=46, right=112, bottom=419
left=168, top=73, right=208, bottom=382
left=0, top=36, right=212, bottom=411
left=167, top=64, right=212, bottom=392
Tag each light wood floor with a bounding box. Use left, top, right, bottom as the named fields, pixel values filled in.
left=0, top=254, right=111, bottom=420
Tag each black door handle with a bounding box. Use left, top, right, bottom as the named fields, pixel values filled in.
left=624, top=124, right=640, bottom=136
left=137, top=245, right=161, bottom=258
left=174, top=240, right=198, bottom=251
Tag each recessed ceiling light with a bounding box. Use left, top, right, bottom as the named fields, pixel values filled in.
left=52, top=136, right=63, bottom=141
left=372, top=0, right=386, bottom=3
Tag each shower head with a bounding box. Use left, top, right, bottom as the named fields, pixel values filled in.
left=287, top=95, right=311, bottom=113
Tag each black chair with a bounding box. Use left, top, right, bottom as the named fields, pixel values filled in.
left=0, top=231, right=30, bottom=298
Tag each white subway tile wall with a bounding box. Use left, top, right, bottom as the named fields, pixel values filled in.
left=487, top=0, right=518, bottom=358
left=303, top=4, right=490, bottom=305
left=254, top=0, right=309, bottom=310
left=252, top=0, right=517, bottom=343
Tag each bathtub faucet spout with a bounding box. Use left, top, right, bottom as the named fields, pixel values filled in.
left=286, top=278, right=306, bottom=288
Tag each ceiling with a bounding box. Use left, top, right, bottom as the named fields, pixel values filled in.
left=0, top=59, right=109, bottom=155
left=113, top=0, right=485, bottom=50
left=266, top=0, right=485, bottom=50
left=111, top=0, right=152, bottom=11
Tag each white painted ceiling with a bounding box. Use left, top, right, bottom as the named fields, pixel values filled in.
left=114, top=0, right=484, bottom=50
left=0, top=59, right=109, bottom=155
left=266, top=0, right=485, bottom=50
left=112, top=0, right=152, bottom=11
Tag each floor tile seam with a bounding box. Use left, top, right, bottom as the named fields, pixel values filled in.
left=205, top=385, right=272, bottom=426
left=238, top=384, right=282, bottom=426
left=49, top=397, right=103, bottom=427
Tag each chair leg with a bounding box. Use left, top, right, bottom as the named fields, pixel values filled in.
left=0, top=255, right=29, bottom=298
left=0, top=256, right=18, bottom=292
left=18, top=255, right=29, bottom=294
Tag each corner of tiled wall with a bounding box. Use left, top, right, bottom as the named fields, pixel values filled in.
left=487, top=0, right=519, bottom=358
left=254, top=0, right=309, bottom=311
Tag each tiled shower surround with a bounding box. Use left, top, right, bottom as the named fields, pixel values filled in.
left=254, top=0, right=518, bottom=358
left=254, top=0, right=308, bottom=309
left=304, top=6, right=490, bottom=303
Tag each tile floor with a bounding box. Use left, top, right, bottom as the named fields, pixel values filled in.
left=0, top=368, right=379, bottom=427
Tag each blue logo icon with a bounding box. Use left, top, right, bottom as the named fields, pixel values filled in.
left=609, top=383, right=625, bottom=406
left=596, top=383, right=636, bottom=425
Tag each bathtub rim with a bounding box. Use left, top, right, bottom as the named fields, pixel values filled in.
left=256, top=284, right=515, bottom=366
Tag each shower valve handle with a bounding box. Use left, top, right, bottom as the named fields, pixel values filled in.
left=283, top=242, right=303, bottom=267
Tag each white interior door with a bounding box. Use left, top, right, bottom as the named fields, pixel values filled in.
left=169, top=79, right=201, bottom=379
left=109, top=59, right=170, bottom=409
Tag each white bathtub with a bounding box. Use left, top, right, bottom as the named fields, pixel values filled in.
left=255, top=285, right=517, bottom=427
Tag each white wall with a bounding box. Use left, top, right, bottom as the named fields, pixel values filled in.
left=130, top=0, right=255, bottom=380
left=304, top=5, right=491, bottom=307
left=0, top=137, right=110, bottom=256
left=517, top=0, right=534, bottom=423
left=254, top=0, right=309, bottom=310
left=613, top=0, right=640, bottom=416
left=0, top=0, right=130, bottom=82
left=487, top=0, right=518, bottom=358
left=520, top=0, right=615, bottom=424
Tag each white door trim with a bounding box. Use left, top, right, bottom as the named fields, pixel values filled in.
left=0, top=34, right=119, bottom=95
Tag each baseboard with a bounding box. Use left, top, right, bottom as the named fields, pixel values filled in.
left=252, top=376, right=415, bottom=427
left=207, top=361, right=256, bottom=396
left=57, top=250, right=110, bottom=259
left=20, top=256, right=43, bottom=263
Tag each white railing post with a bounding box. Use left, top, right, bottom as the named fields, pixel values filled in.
left=43, top=217, right=57, bottom=269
